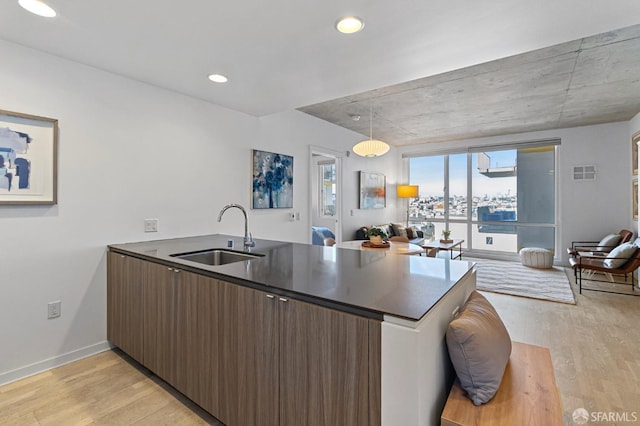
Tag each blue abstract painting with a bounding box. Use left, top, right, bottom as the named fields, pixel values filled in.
left=252, top=149, right=293, bottom=209
left=0, top=109, right=57, bottom=205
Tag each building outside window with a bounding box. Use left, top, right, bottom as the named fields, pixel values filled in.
left=407, top=142, right=557, bottom=255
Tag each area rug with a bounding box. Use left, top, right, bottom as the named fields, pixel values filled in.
left=468, top=258, right=576, bottom=304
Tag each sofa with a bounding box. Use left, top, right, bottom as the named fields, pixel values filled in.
left=355, top=223, right=424, bottom=245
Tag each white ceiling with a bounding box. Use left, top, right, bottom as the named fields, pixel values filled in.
left=1, top=1, right=640, bottom=132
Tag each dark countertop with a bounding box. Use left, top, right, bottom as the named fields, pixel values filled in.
left=108, top=234, right=475, bottom=322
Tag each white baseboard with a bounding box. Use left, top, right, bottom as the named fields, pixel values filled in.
left=0, top=341, right=113, bottom=387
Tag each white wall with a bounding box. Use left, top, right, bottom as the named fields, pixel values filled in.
left=631, top=112, right=640, bottom=235
left=259, top=110, right=402, bottom=242
left=0, top=40, right=373, bottom=384
left=398, top=121, right=631, bottom=264
left=258, top=110, right=353, bottom=243
left=341, top=150, right=401, bottom=239
left=556, top=123, right=631, bottom=263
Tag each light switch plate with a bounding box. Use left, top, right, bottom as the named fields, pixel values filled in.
left=48, top=301, right=61, bottom=319
left=144, top=218, right=159, bottom=232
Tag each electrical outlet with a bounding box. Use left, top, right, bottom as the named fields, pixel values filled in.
left=288, top=213, right=295, bottom=222
left=48, top=301, right=61, bottom=319
left=144, top=218, right=159, bottom=232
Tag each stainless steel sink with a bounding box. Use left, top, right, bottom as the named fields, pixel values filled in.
left=170, top=249, right=263, bottom=266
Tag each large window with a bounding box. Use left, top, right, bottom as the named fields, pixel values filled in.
left=408, top=142, right=557, bottom=255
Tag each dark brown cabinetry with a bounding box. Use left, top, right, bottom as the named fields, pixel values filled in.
left=218, top=281, right=380, bottom=426
left=279, top=295, right=375, bottom=426
left=175, top=269, right=220, bottom=415
left=142, top=260, right=179, bottom=387
left=107, top=252, right=145, bottom=364
left=218, top=281, right=279, bottom=425
left=108, top=254, right=220, bottom=414
left=107, top=252, right=381, bottom=426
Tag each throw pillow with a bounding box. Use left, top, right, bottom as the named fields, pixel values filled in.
left=355, top=227, right=369, bottom=240
left=446, top=291, right=512, bottom=405
left=596, top=233, right=622, bottom=252
left=603, top=242, right=638, bottom=268
left=406, top=227, right=415, bottom=239
left=391, top=223, right=408, bottom=238
left=377, top=224, right=392, bottom=238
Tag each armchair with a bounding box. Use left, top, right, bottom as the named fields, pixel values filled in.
left=567, top=229, right=633, bottom=257
left=569, top=241, right=640, bottom=296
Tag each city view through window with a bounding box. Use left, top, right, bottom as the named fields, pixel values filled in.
left=409, top=147, right=555, bottom=254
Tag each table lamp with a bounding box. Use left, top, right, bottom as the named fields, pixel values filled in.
left=397, top=184, right=419, bottom=227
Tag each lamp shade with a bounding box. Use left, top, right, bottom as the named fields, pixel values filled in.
left=397, top=184, right=419, bottom=198
left=352, top=139, right=390, bottom=157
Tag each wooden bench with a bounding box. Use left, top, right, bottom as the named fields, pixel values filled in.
left=441, top=342, right=563, bottom=426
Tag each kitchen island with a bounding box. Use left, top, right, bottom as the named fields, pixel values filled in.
left=108, top=234, right=476, bottom=425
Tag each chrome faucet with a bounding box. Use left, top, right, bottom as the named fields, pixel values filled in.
left=217, top=203, right=255, bottom=251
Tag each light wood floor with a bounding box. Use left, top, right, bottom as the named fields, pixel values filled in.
left=1, top=271, right=638, bottom=425
left=0, top=349, right=222, bottom=425
left=484, top=271, right=640, bottom=425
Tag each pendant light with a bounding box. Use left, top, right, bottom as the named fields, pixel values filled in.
left=352, top=104, right=390, bottom=157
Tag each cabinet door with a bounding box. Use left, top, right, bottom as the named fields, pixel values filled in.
left=218, top=282, right=279, bottom=426
left=175, top=273, right=220, bottom=415
left=279, top=298, right=372, bottom=426
left=107, top=252, right=144, bottom=364
left=143, top=262, right=179, bottom=387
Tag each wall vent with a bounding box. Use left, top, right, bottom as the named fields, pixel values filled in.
left=573, top=165, right=596, bottom=181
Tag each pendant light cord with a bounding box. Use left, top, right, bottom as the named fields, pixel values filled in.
left=369, top=103, right=373, bottom=140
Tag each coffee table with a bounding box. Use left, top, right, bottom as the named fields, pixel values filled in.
left=421, top=239, right=464, bottom=260
left=335, top=240, right=424, bottom=255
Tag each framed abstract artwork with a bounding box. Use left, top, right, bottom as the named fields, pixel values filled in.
left=0, top=109, right=58, bottom=205
left=359, top=171, right=386, bottom=209
left=252, top=149, right=294, bottom=209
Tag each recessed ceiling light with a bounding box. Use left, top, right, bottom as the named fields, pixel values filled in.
left=18, top=0, right=56, bottom=18
left=335, top=16, right=364, bottom=34
left=208, top=74, right=228, bottom=83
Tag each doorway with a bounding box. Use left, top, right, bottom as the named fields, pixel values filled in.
left=309, top=146, right=343, bottom=244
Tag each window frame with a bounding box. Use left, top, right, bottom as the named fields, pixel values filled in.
left=407, top=141, right=559, bottom=256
